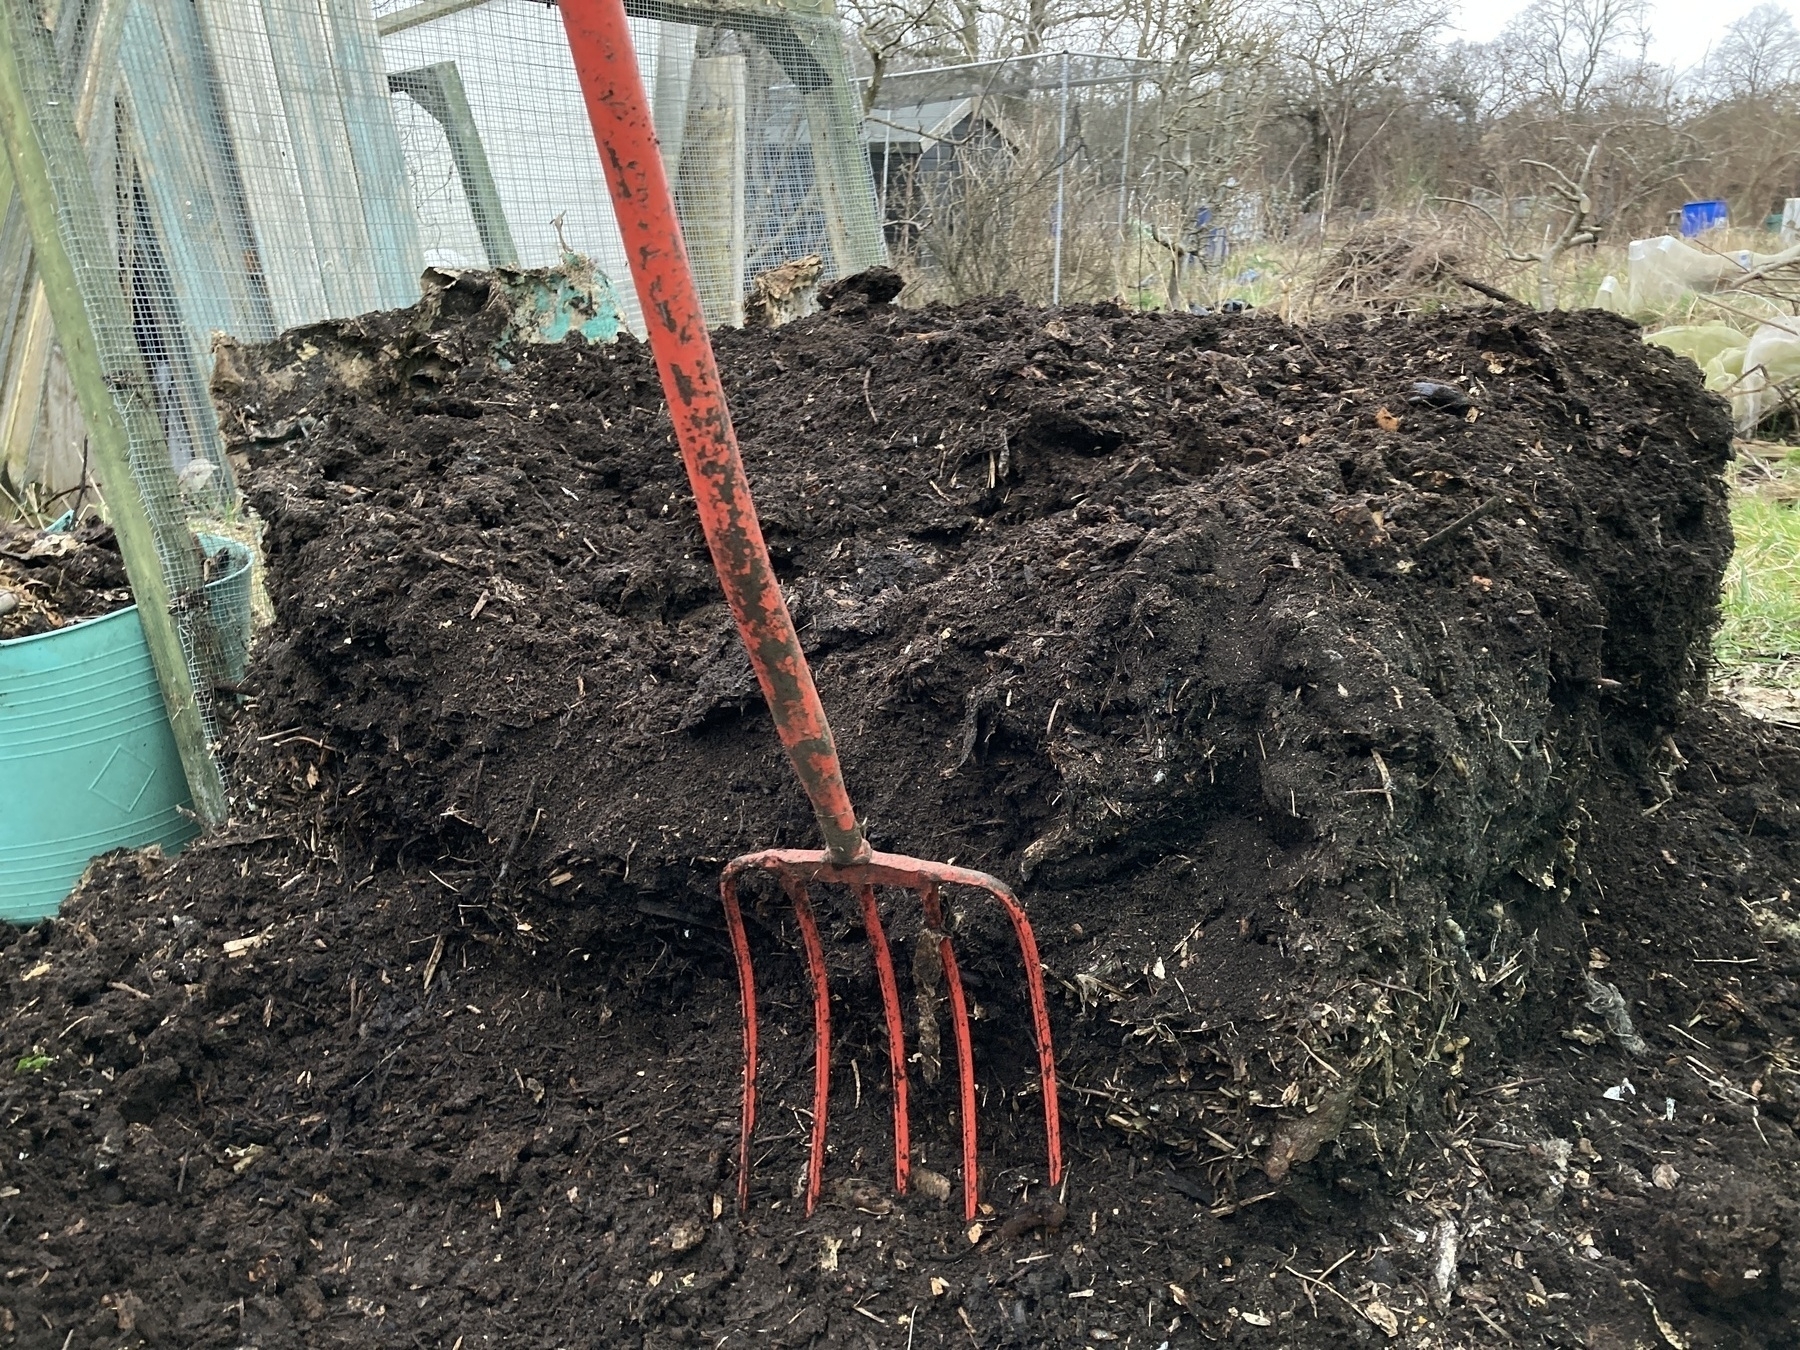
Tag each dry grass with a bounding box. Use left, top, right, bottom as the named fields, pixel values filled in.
left=1716, top=442, right=1800, bottom=725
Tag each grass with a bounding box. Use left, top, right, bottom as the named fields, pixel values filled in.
left=1716, top=446, right=1800, bottom=713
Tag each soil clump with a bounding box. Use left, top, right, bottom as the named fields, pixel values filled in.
left=0, top=283, right=1795, bottom=1348
left=0, top=520, right=129, bottom=639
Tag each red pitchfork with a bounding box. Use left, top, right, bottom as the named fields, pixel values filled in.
left=560, top=0, right=1061, bottom=1221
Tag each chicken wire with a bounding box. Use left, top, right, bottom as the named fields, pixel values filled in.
left=868, top=53, right=1254, bottom=310
left=373, top=0, right=881, bottom=327
left=0, top=0, right=243, bottom=763
left=0, top=0, right=883, bottom=778
left=0, top=0, right=881, bottom=514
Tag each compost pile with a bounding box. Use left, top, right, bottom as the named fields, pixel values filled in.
left=1, top=277, right=1798, bottom=1349
left=0, top=519, right=129, bottom=639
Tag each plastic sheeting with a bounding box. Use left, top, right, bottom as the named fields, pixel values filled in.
left=1594, top=234, right=1800, bottom=314
left=1646, top=320, right=1800, bottom=433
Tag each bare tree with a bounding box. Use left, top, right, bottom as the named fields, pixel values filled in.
left=1275, top=0, right=1449, bottom=225
left=1497, top=0, right=1650, bottom=114
left=845, top=0, right=952, bottom=110
left=1700, top=3, right=1800, bottom=102
left=1509, top=141, right=1601, bottom=309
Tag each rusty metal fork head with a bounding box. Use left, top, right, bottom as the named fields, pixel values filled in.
left=719, top=849, right=1062, bottom=1221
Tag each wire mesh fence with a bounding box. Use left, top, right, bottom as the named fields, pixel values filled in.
left=1, top=0, right=884, bottom=516
left=0, top=0, right=885, bottom=793
left=0, top=0, right=241, bottom=770
left=868, top=52, right=1261, bottom=310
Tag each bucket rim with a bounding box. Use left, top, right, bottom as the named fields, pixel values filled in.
left=0, top=532, right=255, bottom=651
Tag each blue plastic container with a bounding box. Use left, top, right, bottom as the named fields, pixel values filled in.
left=0, top=536, right=253, bottom=923
left=1681, top=200, right=1729, bottom=237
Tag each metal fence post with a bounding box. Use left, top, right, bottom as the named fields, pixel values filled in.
left=1118, top=79, right=1134, bottom=231
left=1052, top=50, right=1068, bottom=305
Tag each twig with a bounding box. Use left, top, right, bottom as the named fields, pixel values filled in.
left=1470, top=1077, right=1544, bottom=1096
left=1692, top=293, right=1800, bottom=337
left=1210, top=1190, right=1277, bottom=1217
left=496, top=775, right=538, bottom=883
left=1451, top=274, right=1526, bottom=307
left=422, top=934, right=446, bottom=995
left=862, top=368, right=879, bottom=426
left=1296, top=1038, right=1343, bottom=1079
left=1279, top=1255, right=1359, bottom=1314
left=1417, top=496, right=1507, bottom=552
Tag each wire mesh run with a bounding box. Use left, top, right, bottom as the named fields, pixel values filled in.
left=3, top=0, right=882, bottom=506
left=868, top=52, right=1254, bottom=310
left=0, top=0, right=235, bottom=756
left=0, top=0, right=885, bottom=782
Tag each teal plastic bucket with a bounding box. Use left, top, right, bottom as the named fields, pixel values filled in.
left=0, top=536, right=254, bottom=923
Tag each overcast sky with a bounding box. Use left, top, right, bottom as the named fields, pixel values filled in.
left=1448, top=0, right=1800, bottom=70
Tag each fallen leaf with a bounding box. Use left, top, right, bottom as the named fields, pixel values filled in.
left=1363, top=1300, right=1400, bottom=1337
left=1374, top=406, right=1401, bottom=432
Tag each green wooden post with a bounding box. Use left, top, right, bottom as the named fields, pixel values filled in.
left=0, top=6, right=227, bottom=825
left=389, top=61, right=519, bottom=268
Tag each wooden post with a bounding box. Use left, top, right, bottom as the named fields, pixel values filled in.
left=0, top=0, right=121, bottom=500
left=118, top=0, right=275, bottom=343
left=783, top=1, right=885, bottom=275
left=376, top=0, right=487, bottom=36
left=257, top=1, right=379, bottom=316
left=320, top=0, right=426, bottom=311
left=651, top=21, right=696, bottom=176
left=0, top=3, right=226, bottom=824
left=674, top=52, right=746, bottom=326
left=389, top=61, right=519, bottom=268
left=194, top=0, right=329, bottom=329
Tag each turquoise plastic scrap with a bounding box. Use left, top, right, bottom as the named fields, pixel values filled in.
left=0, top=536, right=254, bottom=924
left=495, top=252, right=623, bottom=348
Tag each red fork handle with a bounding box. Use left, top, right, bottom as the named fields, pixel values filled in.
left=561, top=0, right=869, bottom=865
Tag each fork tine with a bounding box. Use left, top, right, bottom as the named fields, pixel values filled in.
left=981, top=882, right=1064, bottom=1189
left=855, top=884, right=912, bottom=1195
left=719, top=873, right=759, bottom=1211
left=784, top=877, right=832, bottom=1216
left=919, top=882, right=980, bottom=1221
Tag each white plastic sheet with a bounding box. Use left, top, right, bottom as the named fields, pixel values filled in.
left=1593, top=234, right=1800, bottom=314
left=1646, top=320, right=1800, bottom=433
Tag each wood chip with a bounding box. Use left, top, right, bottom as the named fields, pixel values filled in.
left=222, top=932, right=268, bottom=958
left=421, top=934, right=445, bottom=994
